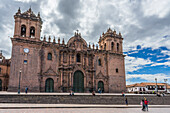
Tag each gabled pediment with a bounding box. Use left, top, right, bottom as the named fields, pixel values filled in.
left=43, top=66, right=58, bottom=76
left=96, top=71, right=106, bottom=79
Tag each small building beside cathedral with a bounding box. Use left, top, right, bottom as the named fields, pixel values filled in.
left=8, top=8, right=126, bottom=93
left=0, top=52, right=10, bottom=91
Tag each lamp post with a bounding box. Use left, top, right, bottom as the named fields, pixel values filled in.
left=164, top=79, right=168, bottom=93
left=18, top=68, right=21, bottom=94
left=155, top=78, right=158, bottom=94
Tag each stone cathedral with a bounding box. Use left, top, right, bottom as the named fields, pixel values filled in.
left=8, top=8, right=126, bottom=93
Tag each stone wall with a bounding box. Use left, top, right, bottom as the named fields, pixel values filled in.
left=0, top=94, right=169, bottom=105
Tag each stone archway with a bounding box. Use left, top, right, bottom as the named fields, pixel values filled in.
left=45, top=78, right=54, bottom=92
left=73, top=70, right=84, bottom=92
left=98, top=81, right=104, bottom=93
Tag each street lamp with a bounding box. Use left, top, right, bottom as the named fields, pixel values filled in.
left=164, top=79, right=168, bottom=93
left=18, top=68, right=22, bottom=94
left=155, top=78, right=158, bottom=94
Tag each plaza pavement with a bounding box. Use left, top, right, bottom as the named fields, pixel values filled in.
left=0, top=103, right=170, bottom=109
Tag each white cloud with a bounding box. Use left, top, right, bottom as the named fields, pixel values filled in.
left=142, top=0, right=170, bottom=18
left=125, top=56, right=153, bottom=72
left=151, top=62, right=170, bottom=67
left=14, top=0, right=37, bottom=3
left=126, top=73, right=170, bottom=85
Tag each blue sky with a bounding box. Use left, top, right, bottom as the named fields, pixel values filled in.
left=0, top=0, right=169, bottom=85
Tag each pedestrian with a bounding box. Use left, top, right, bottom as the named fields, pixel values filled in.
left=98, top=88, right=101, bottom=94
left=72, top=91, right=74, bottom=96
left=69, top=90, right=72, bottom=96
left=92, top=91, right=95, bottom=96
left=141, top=99, right=145, bottom=111
left=25, top=86, right=28, bottom=94
left=144, top=98, right=149, bottom=111
left=125, top=97, right=128, bottom=106
left=122, top=92, right=125, bottom=97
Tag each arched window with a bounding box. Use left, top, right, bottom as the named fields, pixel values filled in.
left=104, top=43, right=106, bottom=50
left=117, top=43, right=119, bottom=52
left=76, top=53, right=81, bottom=62
left=48, top=53, right=52, bottom=60
left=111, top=42, right=114, bottom=50
left=98, top=59, right=101, bottom=66
left=30, top=26, right=35, bottom=38
left=21, top=25, right=26, bottom=37
left=116, top=68, right=118, bottom=73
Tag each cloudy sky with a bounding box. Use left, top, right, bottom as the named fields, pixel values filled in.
left=0, top=0, right=169, bottom=85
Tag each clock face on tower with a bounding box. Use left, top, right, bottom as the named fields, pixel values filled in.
left=24, top=48, right=29, bottom=53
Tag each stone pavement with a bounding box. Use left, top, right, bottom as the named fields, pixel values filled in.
left=0, top=103, right=169, bottom=109
left=0, top=108, right=170, bottom=113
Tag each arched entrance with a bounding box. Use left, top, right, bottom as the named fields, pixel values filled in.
left=98, top=81, right=104, bottom=93
left=45, top=78, right=54, bottom=92
left=0, top=79, right=2, bottom=91
left=73, top=70, right=84, bottom=92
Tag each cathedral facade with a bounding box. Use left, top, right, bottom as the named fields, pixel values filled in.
left=8, top=8, right=126, bottom=93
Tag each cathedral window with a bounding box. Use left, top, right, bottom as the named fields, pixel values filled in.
left=21, top=25, right=26, bottom=37
left=0, top=67, right=1, bottom=73
left=30, top=26, right=35, bottom=38
left=76, top=53, right=81, bottom=62
left=111, top=42, right=114, bottom=50
left=116, top=68, right=118, bottom=73
left=104, top=43, right=106, bottom=50
left=48, top=53, right=52, bottom=60
left=117, top=43, right=119, bottom=52
left=98, top=59, right=101, bottom=66
left=24, top=60, right=27, bottom=64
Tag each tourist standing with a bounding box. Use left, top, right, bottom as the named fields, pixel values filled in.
left=92, top=91, right=95, bottom=96
left=141, top=99, right=145, bottom=111
left=144, top=99, right=149, bottom=111
left=25, top=86, right=28, bottom=94
left=125, top=98, right=128, bottom=106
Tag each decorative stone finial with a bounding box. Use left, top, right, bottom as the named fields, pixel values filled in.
left=96, top=44, right=98, bottom=50
left=93, top=43, right=95, bottom=49
left=113, top=29, right=116, bottom=35
left=119, top=32, right=122, bottom=37
left=29, top=6, right=31, bottom=12
left=62, top=38, right=65, bottom=44
left=102, top=32, right=104, bottom=36
left=38, top=12, right=40, bottom=17
left=43, top=35, right=46, bottom=41
left=58, top=37, right=60, bottom=44
left=53, top=36, right=56, bottom=43
left=89, top=42, right=91, bottom=49
left=48, top=36, right=51, bottom=42
left=18, top=7, right=21, bottom=13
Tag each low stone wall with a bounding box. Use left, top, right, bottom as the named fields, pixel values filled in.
left=0, top=94, right=169, bottom=105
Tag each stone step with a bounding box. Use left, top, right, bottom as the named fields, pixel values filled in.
left=0, top=94, right=169, bottom=105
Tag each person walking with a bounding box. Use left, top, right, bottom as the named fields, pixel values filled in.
left=144, top=99, right=149, bottom=111
left=141, top=99, right=145, bottom=111
left=25, top=86, right=28, bottom=94
left=125, top=97, right=128, bottom=106
left=92, top=91, right=95, bottom=96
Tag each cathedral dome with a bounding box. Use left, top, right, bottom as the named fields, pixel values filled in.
left=67, top=32, right=87, bottom=49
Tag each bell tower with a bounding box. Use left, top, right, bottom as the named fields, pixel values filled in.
left=98, top=28, right=123, bottom=54
left=13, top=7, right=42, bottom=40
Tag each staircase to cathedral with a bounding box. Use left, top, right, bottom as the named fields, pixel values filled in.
left=0, top=94, right=169, bottom=105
